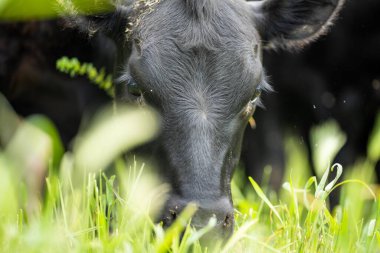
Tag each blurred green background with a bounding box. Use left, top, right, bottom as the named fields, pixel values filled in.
left=0, top=0, right=112, bottom=20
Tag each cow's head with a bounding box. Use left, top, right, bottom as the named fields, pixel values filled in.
left=74, top=0, right=345, bottom=237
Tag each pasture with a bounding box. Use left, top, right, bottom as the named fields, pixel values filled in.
left=0, top=96, right=379, bottom=252
left=1, top=0, right=380, bottom=252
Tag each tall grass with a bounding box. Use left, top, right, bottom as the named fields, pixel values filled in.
left=0, top=93, right=379, bottom=252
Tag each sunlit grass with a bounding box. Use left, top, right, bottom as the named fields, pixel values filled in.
left=0, top=92, right=379, bottom=252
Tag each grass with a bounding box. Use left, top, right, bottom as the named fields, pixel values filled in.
left=0, top=93, right=380, bottom=252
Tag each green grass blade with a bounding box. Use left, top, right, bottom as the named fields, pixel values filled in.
left=249, top=177, right=284, bottom=225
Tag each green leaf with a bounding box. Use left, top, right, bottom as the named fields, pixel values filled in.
left=368, top=112, right=380, bottom=163
left=0, top=93, right=20, bottom=147
left=74, top=105, right=159, bottom=173
left=304, top=176, right=317, bottom=209
left=249, top=177, right=284, bottom=225
left=156, top=203, right=198, bottom=253
left=0, top=155, right=18, bottom=220
left=0, top=0, right=59, bottom=20
left=324, top=163, right=343, bottom=192
left=27, top=115, right=64, bottom=170
left=0, top=0, right=113, bottom=20
left=310, top=120, right=346, bottom=177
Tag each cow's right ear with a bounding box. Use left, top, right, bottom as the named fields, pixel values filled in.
left=248, top=0, right=345, bottom=50
left=58, top=1, right=131, bottom=43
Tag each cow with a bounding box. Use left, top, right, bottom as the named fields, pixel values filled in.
left=1, top=0, right=346, bottom=238
left=65, top=0, right=345, bottom=237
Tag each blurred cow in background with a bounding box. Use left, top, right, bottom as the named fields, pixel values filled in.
left=0, top=20, right=112, bottom=145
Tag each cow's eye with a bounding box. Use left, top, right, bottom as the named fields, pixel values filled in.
left=127, top=77, right=142, bottom=97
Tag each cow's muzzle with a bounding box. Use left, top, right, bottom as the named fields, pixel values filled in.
left=160, top=195, right=234, bottom=240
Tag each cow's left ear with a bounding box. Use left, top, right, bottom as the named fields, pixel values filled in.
left=248, top=0, right=345, bottom=50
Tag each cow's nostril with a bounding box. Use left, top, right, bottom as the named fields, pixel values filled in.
left=161, top=205, right=182, bottom=227
left=162, top=197, right=235, bottom=237
left=169, top=209, right=177, bottom=220
left=223, top=214, right=233, bottom=228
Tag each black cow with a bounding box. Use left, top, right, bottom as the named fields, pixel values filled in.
left=71, top=0, right=345, bottom=236
left=0, top=0, right=345, bottom=238
left=0, top=20, right=112, bottom=145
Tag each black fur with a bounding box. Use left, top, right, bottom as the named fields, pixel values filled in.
left=184, top=0, right=217, bottom=19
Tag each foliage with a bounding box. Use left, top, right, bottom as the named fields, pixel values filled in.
left=0, top=0, right=112, bottom=20
left=56, top=57, right=114, bottom=97
left=310, top=120, right=347, bottom=177
left=0, top=92, right=379, bottom=252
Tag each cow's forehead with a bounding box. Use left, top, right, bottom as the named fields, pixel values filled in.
left=132, top=0, right=262, bottom=74
left=128, top=41, right=262, bottom=117
left=134, top=0, right=259, bottom=47
left=127, top=0, right=263, bottom=114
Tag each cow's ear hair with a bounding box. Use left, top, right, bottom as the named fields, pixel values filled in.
left=59, top=1, right=131, bottom=43
left=248, top=0, right=345, bottom=50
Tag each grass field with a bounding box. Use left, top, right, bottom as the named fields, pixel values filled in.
left=0, top=94, right=380, bottom=252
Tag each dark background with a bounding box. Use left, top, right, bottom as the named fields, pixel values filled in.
left=242, top=0, right=380, bottom=185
